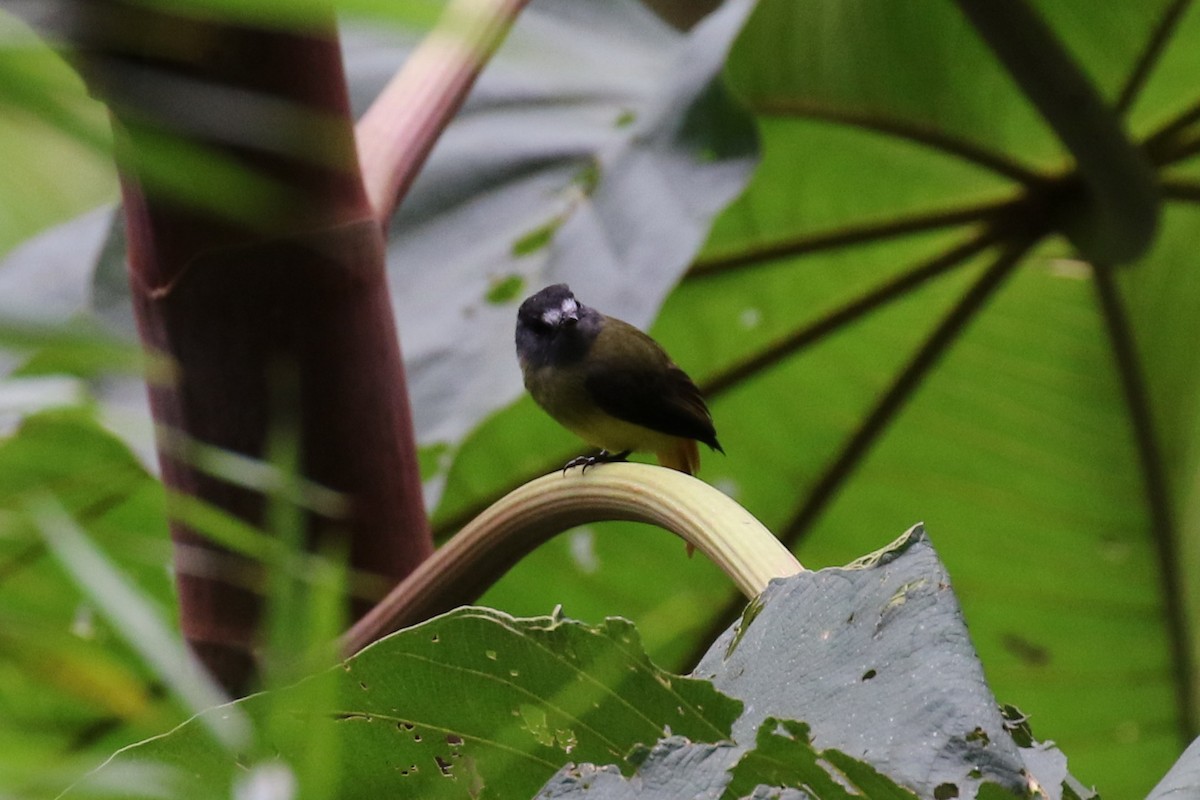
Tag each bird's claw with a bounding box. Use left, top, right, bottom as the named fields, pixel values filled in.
left=562, top=450, right=631, bottom=475
left=562, top=454, right=596, bottom=474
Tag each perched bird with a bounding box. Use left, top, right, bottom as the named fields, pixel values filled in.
left=515, top=284, right=722, bottom=474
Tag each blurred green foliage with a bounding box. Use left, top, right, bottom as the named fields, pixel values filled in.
left=3, top=1, right=1200, bottom=797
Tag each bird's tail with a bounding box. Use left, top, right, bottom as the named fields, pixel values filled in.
left=656, top=438, right=701, bottom=475
left=657, top=439, right=704, bottom=557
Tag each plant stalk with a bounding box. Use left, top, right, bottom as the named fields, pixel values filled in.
left=342, top=462, right=802, bottom=655
left=356, top=0, right=531, bottom=223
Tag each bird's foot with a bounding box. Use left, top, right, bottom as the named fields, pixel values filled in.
left=562, top=450, right=631, bottom=475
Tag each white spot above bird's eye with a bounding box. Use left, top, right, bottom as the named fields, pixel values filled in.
left=541, top=297, right=579, bottom=327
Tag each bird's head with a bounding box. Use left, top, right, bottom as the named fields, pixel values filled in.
left=515, top=284, right=597, bottom=368
left=518, top=284, right=580, bottom=330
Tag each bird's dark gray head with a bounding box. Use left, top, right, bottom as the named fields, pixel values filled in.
left=515, top=283, right=602, bottom=369
left=519, top=284, right=580, bottom=329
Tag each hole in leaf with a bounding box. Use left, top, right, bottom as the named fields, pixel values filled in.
left=966, top=727, right=989, bottom=745
left=725, top=595, right=764, bottom=658
left=518, top=704, right=554, bottom=747
left=934, top=783, right=959, bottom=799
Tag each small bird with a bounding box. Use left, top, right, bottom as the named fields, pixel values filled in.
left=515, top=284, right=722, bottom=474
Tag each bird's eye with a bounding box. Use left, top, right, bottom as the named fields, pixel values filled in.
left=525, top=315, right=552, bottom=333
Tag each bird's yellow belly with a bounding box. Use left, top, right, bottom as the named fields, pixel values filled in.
left=525, top=366, right=679, bottom=454
left=560, top=411, right=681, bottom=454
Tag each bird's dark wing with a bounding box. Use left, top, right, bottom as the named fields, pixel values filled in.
left=583, top=319, right=721, bottom=451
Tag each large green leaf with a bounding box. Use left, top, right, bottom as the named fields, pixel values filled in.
left=0, top=410, right=179, bottom=794
left=5, top=0, right=1200, bottom=796
left=431, top=2, right=1200, bottom=796
left=68, top=528, right=1102, bottom=800
left=0, top=10, right=114, bottom=256
left=0, top=0, right=759, bottom=485
left=536, top=527, right=1090, bottom=799
left=0, top=1, right=759, bottom=793
left=352, top=0, right=759, bottom=461
left=65, top=608, right=741, bottom=799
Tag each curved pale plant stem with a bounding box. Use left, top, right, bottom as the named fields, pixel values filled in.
left=343, top=463, right=801, bottom=655
left=355, top=0, right=531, bottom=224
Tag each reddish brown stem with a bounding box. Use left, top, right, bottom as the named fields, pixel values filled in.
left=70, top=2, right=432, bottom=693
left=357, top=0, right=532, bottom=223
